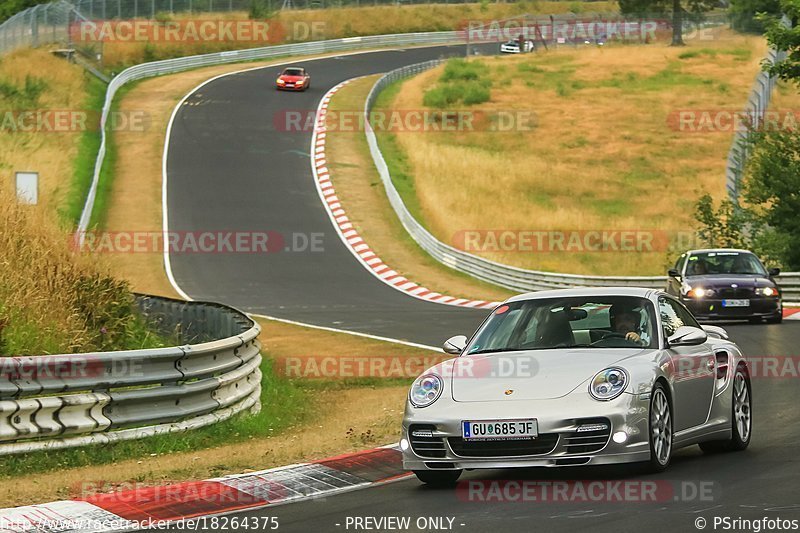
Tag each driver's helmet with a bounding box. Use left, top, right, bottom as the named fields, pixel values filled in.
left=609, top=302, right=640, bottom=329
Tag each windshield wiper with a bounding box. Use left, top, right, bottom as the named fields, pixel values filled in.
left=467, top=348, right=522, bottom=355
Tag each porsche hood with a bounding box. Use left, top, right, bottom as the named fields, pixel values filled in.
left=449, top=349, right=647, bottom=402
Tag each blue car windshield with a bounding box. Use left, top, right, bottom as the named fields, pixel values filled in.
left=465, top=296, right=658, bottom=354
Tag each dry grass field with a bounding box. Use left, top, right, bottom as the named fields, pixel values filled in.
left=95, top=1, right=617, bottom=68
left=0, top=49, right=88, bottom=215
left=380, top=28, right=768, bottom=276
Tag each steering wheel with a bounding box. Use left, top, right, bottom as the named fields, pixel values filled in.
left=589, top=330, right=628, bottom=346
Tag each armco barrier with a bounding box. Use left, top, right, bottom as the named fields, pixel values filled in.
left=363, top=61, right=800, bottom=304
left=0, top=295, right=261, bottom=455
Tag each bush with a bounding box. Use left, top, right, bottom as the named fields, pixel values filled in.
left=423, top=59, right=493, bottom=108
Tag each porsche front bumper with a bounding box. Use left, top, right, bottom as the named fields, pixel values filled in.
left=402, top=391, right=652, bottom=470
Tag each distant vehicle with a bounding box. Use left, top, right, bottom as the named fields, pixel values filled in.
left=402, top=288, right=752, bottom=486
left=276, top=67, right=310, bottom=91
left=500, top=39, right=535, bottom=53
left=666, top=248, right=782, bottom=324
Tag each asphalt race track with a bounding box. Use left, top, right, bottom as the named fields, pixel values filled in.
left=166, top=44, right=495, bottom=346
left=165, top=44, right=800, bottom=531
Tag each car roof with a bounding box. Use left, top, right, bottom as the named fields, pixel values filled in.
left=504, top=287, right=662, bottom=304
left=283, top=66, right=304, bottom=72
left=684, top=248, right=754, bottom=255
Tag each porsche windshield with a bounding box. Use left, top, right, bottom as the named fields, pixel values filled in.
left=466, top=296, right=658, bottom=353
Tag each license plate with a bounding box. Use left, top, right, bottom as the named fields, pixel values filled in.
left=462, top=419, right=538, bottom=441
left=285, top=84, right=294, bottom=87
left=722, top=299, right=750, bottom=307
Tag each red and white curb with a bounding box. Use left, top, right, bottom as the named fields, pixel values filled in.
left=0, top=445, right=408, bottom=532
left=785, top=308, right=800, bottom=320
left=310, top=80, right=500, bottom=311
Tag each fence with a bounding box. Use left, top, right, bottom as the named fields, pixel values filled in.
left=725, top=14, right=792, bottom=200
left=0, top=295, right=261, bottom=455
left=363, top=60, right=800, bottom=303
left=0, top=0, right=538, bottom=56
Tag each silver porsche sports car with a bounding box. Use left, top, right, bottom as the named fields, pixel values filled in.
left=402, top=288, right=752, bottom=485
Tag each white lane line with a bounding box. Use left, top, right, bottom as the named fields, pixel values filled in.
left=250, top=313, right=439, bottom=351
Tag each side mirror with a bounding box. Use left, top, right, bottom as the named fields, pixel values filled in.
left=701, top=325, right=729, bottom=340
left=667, top=326, right=708, bottom=347
left=668, top=269, right=680, bottom=278
left=769, top=267, right=781, bottom=277
left=443, top=335, right=468, bottom=355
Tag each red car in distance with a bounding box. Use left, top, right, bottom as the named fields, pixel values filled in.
left=276, top=66, right=310, bottom=91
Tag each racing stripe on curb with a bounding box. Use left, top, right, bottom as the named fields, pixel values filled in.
left=310, top=80, right=500, bottom=311
left=0, top=446, right=406, bottom=532
left=784, top=308, right=800, bottom=319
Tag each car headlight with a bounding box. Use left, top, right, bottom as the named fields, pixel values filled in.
left=687, top=287, right=713, bottom=298
left=755, top=287, right=778, bottom=297
left=589, top=368, right=628, bottom=401
left=277, top=78, right=285, bottom=84
left=296, top=79, right=305, bottom=84
left=409, top=374, right=443, bottom=408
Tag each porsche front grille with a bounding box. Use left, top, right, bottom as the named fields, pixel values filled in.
left=563, top=418, right=611, bottom=454
left=409, top=424, right=446, bottom=458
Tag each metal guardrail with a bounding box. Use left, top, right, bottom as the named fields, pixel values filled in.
left=76, top=30, right=463, bottom=235
left=363, top=60, right=800, bottom=304
left=0, top=295, right=261, bottom=455
left=725, top=14, right=792, bottom=200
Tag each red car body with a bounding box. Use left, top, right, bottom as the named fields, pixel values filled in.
left=276, top=67, right=310, bottom=91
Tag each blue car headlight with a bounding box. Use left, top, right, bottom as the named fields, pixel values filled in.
left=589, top=368, right=628, bottom=401
left=409, top=374, right=443, bottom=408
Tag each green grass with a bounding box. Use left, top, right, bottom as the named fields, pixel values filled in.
left=59, top=76, right=106, bottom=227
left=422, top=58, right=492, bottom=108
left=373, top=80, right=427, bottom=225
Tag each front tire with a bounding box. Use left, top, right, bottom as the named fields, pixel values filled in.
left=413, top=469, right=462, bottom=487
left=700, top=366, right=752, bottom=453
left=766, top=312, right=783, bottom=324
left=648, top=382, right=673, bottom=473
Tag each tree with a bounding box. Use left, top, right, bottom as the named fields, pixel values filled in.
left=0, top=0, right=43, bottom=23
left=730, top=0, right=781, bottom=33
left=618, top=0, right=716, bottom=45
left=762, top=0, right=800, bottom=82
left=742, top=129, right=800, bottom=269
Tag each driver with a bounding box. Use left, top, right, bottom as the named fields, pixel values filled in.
left=609, top=303, right=649, bottom=347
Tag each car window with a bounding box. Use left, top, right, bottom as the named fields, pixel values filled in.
left=283, top=68, right=304, bottom=76
left=465, top=296, right=657, bottom=353
left=659, top=297, right=699, bottom=338
left=687, top=251, right=766, bottom=276
left=674, top=253, right=687, bottom=274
